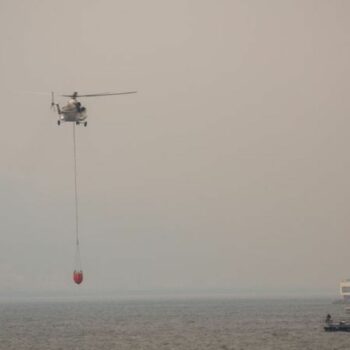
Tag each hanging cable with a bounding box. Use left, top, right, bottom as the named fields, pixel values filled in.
left=72, top=123, right=83, bottom=284
left=73, top=123, right=79, bottom=247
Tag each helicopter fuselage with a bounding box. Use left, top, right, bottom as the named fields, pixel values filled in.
left=57, top=98, right=87, bottom=125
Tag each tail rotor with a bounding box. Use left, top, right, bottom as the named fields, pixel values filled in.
left=50, top=91, right=55, bottom=111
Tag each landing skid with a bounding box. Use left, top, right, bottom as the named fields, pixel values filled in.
left=57, top=120, right=87, bottom=127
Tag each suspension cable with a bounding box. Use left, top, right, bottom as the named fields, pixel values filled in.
left=72, top=123, right=80, bottom=247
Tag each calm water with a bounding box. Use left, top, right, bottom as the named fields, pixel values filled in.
left=0, top=296, right=349, bottom=350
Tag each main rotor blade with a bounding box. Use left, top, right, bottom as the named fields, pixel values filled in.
left=62, top=91, right=137, bottom=98
left=20, top=91, right=52, bottom=96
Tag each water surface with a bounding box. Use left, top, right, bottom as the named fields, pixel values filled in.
left=0, top=296, right=348, bottom=349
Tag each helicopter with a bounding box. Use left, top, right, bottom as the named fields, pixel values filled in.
left=51, top=91, right=137, bottom=126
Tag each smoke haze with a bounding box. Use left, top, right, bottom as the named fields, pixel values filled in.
left=0, top=0, right=349, bottom=296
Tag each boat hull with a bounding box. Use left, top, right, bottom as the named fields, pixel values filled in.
left=324, top=324, right=350, bottom=332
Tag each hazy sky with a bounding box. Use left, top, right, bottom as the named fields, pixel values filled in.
left=0, top=0, right=350, bottom=296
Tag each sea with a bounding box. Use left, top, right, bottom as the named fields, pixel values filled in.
left=0, top=295, right=349, bottom=350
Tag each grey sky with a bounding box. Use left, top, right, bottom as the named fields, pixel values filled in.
left=0, top=0, right=349, bottom=295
